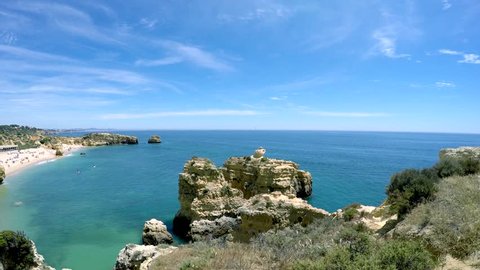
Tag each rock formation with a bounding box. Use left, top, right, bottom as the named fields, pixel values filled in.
left=173, top=151, right=328, bottom=241
left=147, top=135, right=161, bottom=144
left=439, top=146, right=480, bottom=160
left=0, top=165, right=5, bottom=185
left=31, top=241, right=55, bottom=270
left=81, top=133, right=138, bottom=146
left=114, top=244, right=176, bottom=270
left=142, top=219, right=173, bottom=245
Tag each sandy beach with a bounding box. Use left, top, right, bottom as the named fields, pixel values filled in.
left=0, top=144, right=85, bottom=177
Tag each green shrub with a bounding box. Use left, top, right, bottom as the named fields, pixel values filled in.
left=386, top=168, right=439, bottom=218
left=376, top=239, right=436, bottom=270
left=342, top=207, right=358, bottom=221
left=0, top=231, right=36, bottom=270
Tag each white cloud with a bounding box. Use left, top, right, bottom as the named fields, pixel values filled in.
left=442, top=0, right=452, bottom=10
left=435, top=81, right=456, bottom=88
left=438, top=49, right=480, bottom=64
left=101, top=110, right=261, bottom=120
left=459, top=54, right=480, bottom=64
left=304, top=111, right=390, bottom=118
left=438, top=49, right=462, bottom=55
left=372, top=30, right=410, bottom=58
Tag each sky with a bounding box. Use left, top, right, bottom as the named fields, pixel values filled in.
left=0, top=0, right=479, bottom=132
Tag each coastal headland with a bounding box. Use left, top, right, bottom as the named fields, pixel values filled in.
left=0, top=125, right=139, bottom=180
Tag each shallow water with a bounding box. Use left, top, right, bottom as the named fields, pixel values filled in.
left=1, top=131, right=479, bottom=269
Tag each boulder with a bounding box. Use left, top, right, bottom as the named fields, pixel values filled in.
left=147, top=135, right=161, bottom=144
left=173, top=150, right=328, bottom=241
left=114, top=244, right=176, bottom=270
left=0, top=165, right=5, bottom=185
left=142, top=219, right=173, bottom=245
left=190, top=216, right=241, bottom=242
left=439, top=146, right=480, bottom=160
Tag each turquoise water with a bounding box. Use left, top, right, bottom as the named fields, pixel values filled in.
left=1, top=131, right=480, bottom=269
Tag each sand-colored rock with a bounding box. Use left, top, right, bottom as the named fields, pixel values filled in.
left=114, top=244, right=177, bottom=270
left=147, top=135, right=161, bottom=144
left=173, top=152, right=328, bottom=241
left=223, top=156, right=313, bottom=198
left=142, top=219, right=173, bottom=245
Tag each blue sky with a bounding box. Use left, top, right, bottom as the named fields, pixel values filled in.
left=0, top=0, right=479, bottom=132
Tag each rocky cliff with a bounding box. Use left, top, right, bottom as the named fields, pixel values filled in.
left=173, top=149, right=328, bottom=241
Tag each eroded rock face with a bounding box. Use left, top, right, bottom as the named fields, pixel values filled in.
left=114, top=244, right=176, bottom=270
left=173, top=152, right=328, bottom=241
left=81, top=133, right=138, bottom=146
left=142, top=219, right=173, bottom=245
left=147, top=135, right=161, bottom=144
left=223, top=156, right=313, bottom=198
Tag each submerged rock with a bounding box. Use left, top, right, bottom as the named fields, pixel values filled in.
left=147, top=135, right=161, bottom=144
left=142, top=219, right=173, bottom=245
left=173, top=151, right=328, bottom=241
left=114, top=244, right=176, bottom=270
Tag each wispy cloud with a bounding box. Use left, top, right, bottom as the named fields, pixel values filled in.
left=101, top=110, right=261, bottom=120
left=0, top=45, right=73, bottom=61
left=270, top=96, right=287, bottom=101
left=135, top=56, right=182, bottom=66
left=305, top=111, right=390, bottom=118
left=435, top=81, right=456, bottom=88
left=442, top=0, right=452, bottom=10
left=372, top=30, right=410, bottom=58
left=136, top=41, right=234, bottom=72
left=6, top=2, right=119, bottom=44
left=217, top=5, right=291, bottom=23
left=438, top=49, right=462, bottom=55
left=139, top=18, right=158, bottom=29
left=438, top=49, right=480, bottom=64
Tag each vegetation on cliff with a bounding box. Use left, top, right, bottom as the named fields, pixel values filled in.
left=0, top=231, right=36, bottom=270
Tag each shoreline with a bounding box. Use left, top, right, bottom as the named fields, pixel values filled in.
left=0, top=144, right=86, bottom=178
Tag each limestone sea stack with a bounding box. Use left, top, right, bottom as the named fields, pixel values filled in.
left=147, top=135, right=161, bottom=144
left=142, top=219, right=173, bottom=245
left=81, top=133, right=138, bottom=146
left=173, top=149, right=328, bottom=242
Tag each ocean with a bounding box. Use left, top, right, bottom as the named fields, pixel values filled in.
left=1, top=131, right=479, bottom=269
